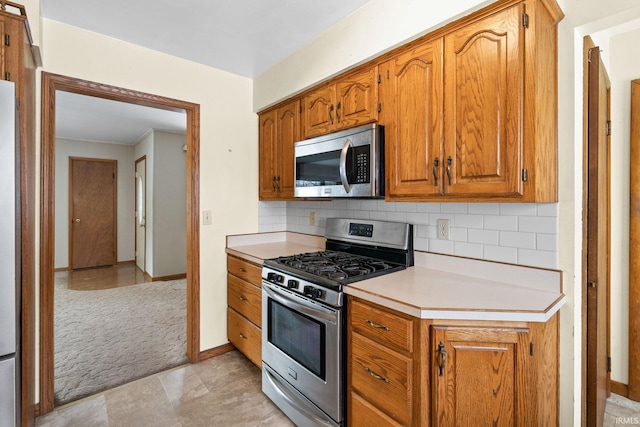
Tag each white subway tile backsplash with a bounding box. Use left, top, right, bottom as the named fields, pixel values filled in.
left=536, top=203, right=559, bottom=217
left=519, top=216, right=558, bottom=234
left=428, top=239, right=454, bottom=254
left=259, top=200, right=558, bottom=270
left=484, top=245, right=519, bottom=264
left=468, top=229, right=499, bottom=246
left=441, top=203, right=468, bottom=214
left=454, top=242, right=483, bottom=258
left=468, top=203, right=501, bottom=214
left=499, top=203, right=537, bottom=216
left=454, top=214, right=483, bottom=229
left=499, top=231, right=536, bottom=249
left=450, top=227, right=467, bottom=242
left=484, top=215, right=518, bottom=231
left=518, top=248, right=558, bottom=269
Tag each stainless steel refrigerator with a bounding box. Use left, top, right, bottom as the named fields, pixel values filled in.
left=0, top=79, right=20, bottom=427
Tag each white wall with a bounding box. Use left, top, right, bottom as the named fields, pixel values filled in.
left=54, top=138, right=135, bottom=269
left=151, top=130, right=187, bottom=278
left=41, top=19, right=258, bottom=351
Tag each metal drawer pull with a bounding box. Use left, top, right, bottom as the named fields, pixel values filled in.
left=239, top=295, right=247, bottom=301
left=239, top=267, right=247, bottom=273
left=365, top=367, right=389, bottom=383
left=239, top=333, right=247, bottom=339
left=366, top=319, right=389, bottom=330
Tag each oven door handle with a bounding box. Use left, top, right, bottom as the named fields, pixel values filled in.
left=263, top=283, right=338, bottom=324
left=339, top=138, right=352, bottom=194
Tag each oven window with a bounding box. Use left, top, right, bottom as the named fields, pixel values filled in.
left=267, top=299, right=326, bottom=380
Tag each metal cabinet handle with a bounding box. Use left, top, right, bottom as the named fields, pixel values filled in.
left=433, top=157, right=439, bottom=186
left=239, top=295, right=247, bottom=301
left=239, top=267, right=247, bottom=273
left=438, top=341, right=446, bottom=377
left=239, top=333, right=247, bottom=339
left=271, top=176, right=277, bottom=190
left=446, top=156, right=452, bottom=186
left=366, top=319, right=389, bottom=331
left=74, top=218, right=81, bottom=223
left=365, top=367, right=389, bottom=383
left=276, top=175, right=281, bottom=190
left=336, top=102, right=341, bottom=123
left=329, top=104, right=334, bottom=124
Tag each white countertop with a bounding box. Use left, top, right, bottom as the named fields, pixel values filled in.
left=226, top=232, right=564, bottom=323
left=226, top=232, right=325, bottom=264
left=345, top=251, right=564, bottom=322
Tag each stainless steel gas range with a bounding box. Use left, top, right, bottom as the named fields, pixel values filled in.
left=261, top=218, right=413, bottom=427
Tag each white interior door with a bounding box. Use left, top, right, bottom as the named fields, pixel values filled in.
left=135, top=158, right=146, bottom=273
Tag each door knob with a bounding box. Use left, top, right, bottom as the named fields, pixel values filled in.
left=74, top=218, right=81, bottom=223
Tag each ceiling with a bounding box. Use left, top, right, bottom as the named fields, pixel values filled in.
left=43, top=0, right=369, bottom=144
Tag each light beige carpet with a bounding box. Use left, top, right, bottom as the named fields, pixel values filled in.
left=54, top=278, right=187, bottom=406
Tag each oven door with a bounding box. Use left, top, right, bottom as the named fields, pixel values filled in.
left=262, top=281, right=343, bottom=424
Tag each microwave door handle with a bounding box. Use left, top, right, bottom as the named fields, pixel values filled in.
left=339, top=138, right=351, bottom=193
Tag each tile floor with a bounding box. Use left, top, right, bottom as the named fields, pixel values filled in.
left=35, top=351, right=294, bottom=427
left=36, top=349, right=640, bottom=426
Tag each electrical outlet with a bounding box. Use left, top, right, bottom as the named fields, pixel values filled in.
left=437, top=219, right=450, bottom=240
left=203, top=210, right=212, bottom=225
left=309, top=211, right=316, bottom=226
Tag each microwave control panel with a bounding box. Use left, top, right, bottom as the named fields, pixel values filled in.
left=352, top=145, right=369, bottom=183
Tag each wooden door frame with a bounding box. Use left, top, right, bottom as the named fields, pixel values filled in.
left=629, top=79, right=640, bottom=401
left=582, top=37, right=612, bottom=424
left=39, top=72, right=201, bottom=414
left=68, top=157, right=118, bottom=269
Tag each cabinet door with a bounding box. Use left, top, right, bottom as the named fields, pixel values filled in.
left=276, top=99, right=300, bottom=198
left=303, top=85, right=336, bottom=138
left=258, top=109, right=278, bottom=199
left=382, top=40, right=443, bottom=199
left=443, top=5, right=523, bottom=197
left=335, top=67, right=378, bottom=130
left=432, top=325, right=529, bottom=427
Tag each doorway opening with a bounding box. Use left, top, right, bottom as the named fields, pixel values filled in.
left=40, top=73, right=201, bottom=414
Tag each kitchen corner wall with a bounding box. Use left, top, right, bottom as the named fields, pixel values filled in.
left=259, top=201, right=558, bottom=270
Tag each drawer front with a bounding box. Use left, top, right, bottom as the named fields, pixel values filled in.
left=227, top=274, right=262, bottom=327
left=349, top=391, right=403, bottom=427
left=350, top=298, right=413, bottom=353
left=351, top=333, right=412, bottom=425
left=227, top=308, right=262, bottom=368
left=227, top=256, right=262, bottom=286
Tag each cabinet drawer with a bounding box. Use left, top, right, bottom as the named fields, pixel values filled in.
left=227, top=308, right=262, bottom=368
left=351, top=333, right=412, bottom=425
left=227, top=274, right=262, bottom=327
left=227, top=255, right=262, bottom=286
left=350, top=298, right=413, bottom=353
left=349, top=391, right=403, bottom=427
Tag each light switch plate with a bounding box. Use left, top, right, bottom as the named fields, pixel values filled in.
left=203, top=210, right=212, bottom=225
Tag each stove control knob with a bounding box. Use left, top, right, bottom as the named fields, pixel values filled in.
left=267, top=272, right=284, bottom=284
left=287, top=279, right=299, bottom=289
left=303, top=286, right=323, bottom=300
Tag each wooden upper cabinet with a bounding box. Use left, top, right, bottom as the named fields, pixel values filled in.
left=443, top=4, right=523, bottom=198
left=303, top=67, right=378, bottom=139
left=258, top=98, right=300, bottom=200
left=277, top=99, right=300, bottom=198
left=258, top=109, right=278, bottom=199
left=380, top=39, right=444, bottom=199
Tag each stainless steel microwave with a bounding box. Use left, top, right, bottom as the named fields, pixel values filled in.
left=294, top=123, right=384, bottom=198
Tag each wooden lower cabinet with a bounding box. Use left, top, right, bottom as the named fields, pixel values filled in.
left=347, top=296, right=559, bottom=426
left=226, top=255, right=263, bottom=368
